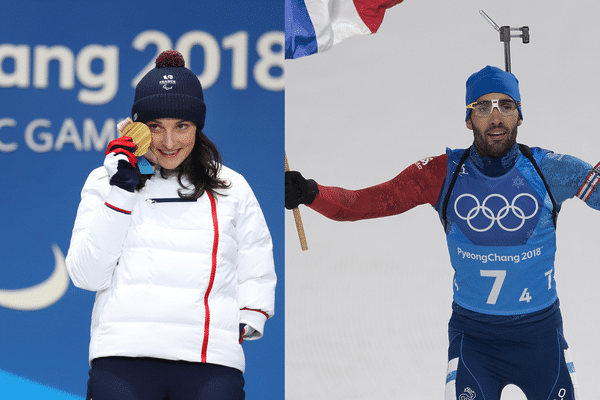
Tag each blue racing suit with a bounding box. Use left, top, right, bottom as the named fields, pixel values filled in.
left=435, top=143, right=596, bottom=400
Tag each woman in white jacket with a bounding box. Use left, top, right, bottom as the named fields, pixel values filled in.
left=65, top=50, right=276, bottom=400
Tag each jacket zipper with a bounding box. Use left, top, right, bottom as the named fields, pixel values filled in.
left=202, top=191, right=218, bottom=363
left=145, top=193, right=218, bottom=363
left=145, top=198, right=197, bottom=204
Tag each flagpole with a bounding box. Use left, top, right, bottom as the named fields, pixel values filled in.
left=285, top=153, right=309, bottom=251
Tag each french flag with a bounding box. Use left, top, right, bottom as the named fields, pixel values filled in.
left=285, top=0, right=404, bottom=59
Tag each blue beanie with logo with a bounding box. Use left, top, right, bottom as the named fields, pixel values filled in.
left=465, top=65, right=522, bottom=121
left=132, top=50, right=207, bottom=130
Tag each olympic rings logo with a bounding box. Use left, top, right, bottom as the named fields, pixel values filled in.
left=454, top=193, right=539, bottom=232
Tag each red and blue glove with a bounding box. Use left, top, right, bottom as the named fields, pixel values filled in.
left=239, top=323, right=258, bottom=344
left=104, top=136, right=139, bottom=193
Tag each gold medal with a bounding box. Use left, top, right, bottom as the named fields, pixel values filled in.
left=117, top=118, right=151, bottom=156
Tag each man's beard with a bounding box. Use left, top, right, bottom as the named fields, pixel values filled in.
left=472, top=123, right=518, bottom=158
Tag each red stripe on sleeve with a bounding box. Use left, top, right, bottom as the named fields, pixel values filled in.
left=104, top=202, right=132, bottom=215
left=241, top=307, right=270, bottom=320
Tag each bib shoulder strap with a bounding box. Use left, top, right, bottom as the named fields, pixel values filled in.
left=518, top=143, right=558, bottom=228
left=442, top=147, right=471, bottom=232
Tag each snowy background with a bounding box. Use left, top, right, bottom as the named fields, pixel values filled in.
left=285, top=1, right=600, bottom=398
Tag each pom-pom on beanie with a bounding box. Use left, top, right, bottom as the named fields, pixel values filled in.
left=465, top=65, right=522, bottom=121
left=132, top=50, right=207, bottom=130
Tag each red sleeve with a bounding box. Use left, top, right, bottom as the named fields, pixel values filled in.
left=308, top=154, right=448, bottom=221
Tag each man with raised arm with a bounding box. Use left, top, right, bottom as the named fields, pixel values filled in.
left=286, top=65, right=596, bottom=400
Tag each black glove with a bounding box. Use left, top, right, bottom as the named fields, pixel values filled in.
left=285, top=170, right=319, bottom=209
left=104, top=136, right=139, bottom=192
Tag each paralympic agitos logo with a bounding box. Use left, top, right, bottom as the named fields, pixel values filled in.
left=0, top=244, right=69, bottom=311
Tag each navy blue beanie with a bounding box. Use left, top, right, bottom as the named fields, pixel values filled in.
left=132, top=50, right=207, bottom=130
left=465, top=65, right=522, bottom=121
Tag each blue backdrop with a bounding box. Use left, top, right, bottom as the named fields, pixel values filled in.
left=0, top=1, right=284, bottom=398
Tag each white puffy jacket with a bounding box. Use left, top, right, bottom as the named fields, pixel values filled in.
left=65, top=164, right=276, bottom=372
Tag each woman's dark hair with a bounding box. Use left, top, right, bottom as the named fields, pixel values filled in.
left=136, top=128, right=230, bottom=199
